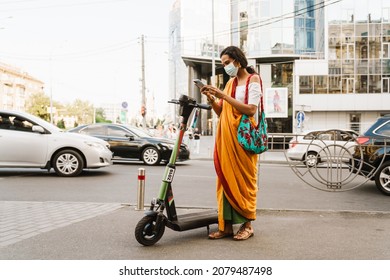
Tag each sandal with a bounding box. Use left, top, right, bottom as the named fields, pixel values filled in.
left=233, top=224, right=254, bottom=241
left=208, top=230, right=233, bottom=239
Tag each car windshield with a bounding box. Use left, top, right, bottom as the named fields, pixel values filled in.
left=125, top=125, right=153, bottom=137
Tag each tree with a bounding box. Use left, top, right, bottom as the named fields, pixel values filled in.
left=95, top=107, right=112, bottom=123
left=57, top=119, right=65, bottom=129
left=66, top=99, right=94, bottom=125
left=26, top=92, right=50, bottom=121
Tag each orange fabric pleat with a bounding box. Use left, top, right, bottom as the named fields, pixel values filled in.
left=214, top=78, right=258, bottom=231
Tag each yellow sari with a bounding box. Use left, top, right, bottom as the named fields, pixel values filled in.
left=214, top=78, right=258, bottom=231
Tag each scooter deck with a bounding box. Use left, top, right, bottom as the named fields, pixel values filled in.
left=166, top=209, right=218, bottom=231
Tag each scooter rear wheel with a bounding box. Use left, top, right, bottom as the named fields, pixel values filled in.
left=135, top=216, right=165, bottom=246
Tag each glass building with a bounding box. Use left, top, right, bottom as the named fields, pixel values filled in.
left=295, top=0, right=390, bottom=133
left=169, top=0, right=390, bottom=135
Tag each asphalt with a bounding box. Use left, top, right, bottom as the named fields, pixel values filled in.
left=1, top=136, right=390, bottom=260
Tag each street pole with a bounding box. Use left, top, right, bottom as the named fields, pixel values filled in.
left=50, top=56, right=53, bottom=124
left=211, top=0, right=217, bottom=142
left=141, top=34, right=147, bottom=128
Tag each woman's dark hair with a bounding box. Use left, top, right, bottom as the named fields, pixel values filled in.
left=220, top=46, right=256, bottom=74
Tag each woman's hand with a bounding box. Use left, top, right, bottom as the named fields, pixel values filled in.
left=200, top=85, right=222, bottom=116
left=201, top=85, right=225, bottom=100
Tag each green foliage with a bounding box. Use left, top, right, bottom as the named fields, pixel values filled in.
left=56, top=119, right=65, bottom=129
left=26, top=92, right=50, bottom=121
left=66, top=99, right=94, bottom=125
left=95, top=107, right=112, bottom=123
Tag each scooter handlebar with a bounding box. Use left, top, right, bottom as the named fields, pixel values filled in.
left=195, top=103, right=212, bottom=110
left=168, top=99, right=211, bottom=110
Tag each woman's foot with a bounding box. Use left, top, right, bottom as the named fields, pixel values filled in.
left=208, top=230, right=233, bottom=239
left=208, top=225, right=233, bottom=239
left=233, top=223, right=254, bottom=241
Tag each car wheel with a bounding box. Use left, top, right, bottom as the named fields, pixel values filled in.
left=374, top=161, right=390, bottom=196
left=52, top=149, right=84, bottom=177
left=304, top=151, right=319, bottom=167
left=142, top=147, right=161, bottom=165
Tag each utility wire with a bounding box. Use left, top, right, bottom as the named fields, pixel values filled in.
left=177, top=0, right=342, bottom=43
left=0, top=0, right=342, bottom=61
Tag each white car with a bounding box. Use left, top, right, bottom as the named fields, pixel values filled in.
left=0, top=110, right=112, bottom=176
left=286, top=129, right=358, bottom=167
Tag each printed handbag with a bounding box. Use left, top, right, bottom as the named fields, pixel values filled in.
left=236, top=75, right=268, bottom=154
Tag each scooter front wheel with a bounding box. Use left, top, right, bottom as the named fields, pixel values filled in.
left=135, top=216, right=165, bottom=246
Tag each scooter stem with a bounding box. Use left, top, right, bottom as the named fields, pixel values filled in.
left=158, top=125, right=185, bottom=200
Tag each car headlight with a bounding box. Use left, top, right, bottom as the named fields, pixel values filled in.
left=160, top=143, right=175, bottom=150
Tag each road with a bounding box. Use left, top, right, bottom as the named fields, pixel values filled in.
left=0, top=160, right=389, bottom=213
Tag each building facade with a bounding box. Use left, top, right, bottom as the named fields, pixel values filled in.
left=295, top=0, right=390, bottom=133
left=0, top=62, right=44, bottom=112
left=169, top=0, right=390, bottom=135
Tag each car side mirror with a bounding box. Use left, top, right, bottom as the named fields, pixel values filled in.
left=125, top=134, right=134, bottom=141
left=32, top=125, right=45, bottom=134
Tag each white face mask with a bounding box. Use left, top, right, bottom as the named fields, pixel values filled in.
left=224, top=61, right=239, bottom=77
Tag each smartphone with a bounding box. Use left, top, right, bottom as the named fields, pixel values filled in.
left=193, top=79, right=205, bottom=89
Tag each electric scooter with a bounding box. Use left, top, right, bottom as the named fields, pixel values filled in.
left=134, top=94, right=218, bottom=246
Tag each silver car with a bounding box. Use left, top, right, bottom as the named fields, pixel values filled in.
left=0, top=110, right=112, bottom=176
left=287, top=129, right=358, bottom=167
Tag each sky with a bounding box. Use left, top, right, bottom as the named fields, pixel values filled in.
left=0, top=0, right=175, bottom=117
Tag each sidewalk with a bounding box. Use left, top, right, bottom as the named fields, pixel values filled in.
left=0, top=204, right=389, bottom=260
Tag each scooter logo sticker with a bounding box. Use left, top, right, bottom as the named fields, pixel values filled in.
left=164, top=167, right=175, bottom=183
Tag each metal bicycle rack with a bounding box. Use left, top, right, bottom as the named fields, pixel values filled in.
left=285, top=129, right=387, bottom=192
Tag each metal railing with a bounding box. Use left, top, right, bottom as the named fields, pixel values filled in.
left=267, top=133, right=295, bottom=150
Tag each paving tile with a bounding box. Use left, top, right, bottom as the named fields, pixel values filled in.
left=0, top=201, right=122, bottom=247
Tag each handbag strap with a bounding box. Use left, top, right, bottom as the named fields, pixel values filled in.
left=231, top=74, right=264, bottom=129
left=232, top=74, right=263, bottom=108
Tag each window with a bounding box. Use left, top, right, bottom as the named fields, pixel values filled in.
left=342, top=43, right=354, bottom=61
left=108, top=126, right=130, bottom=137
left=339, top=131, right=357, bottom=141
left=350, top=114, right=361, bottom=133
left=369, top=75, right=381, bottom=93
left=81, top=125, right=106, bottom=136
left=342, top=78, right=354, bottom=94
left=314, top=76, right=328, bottom=94
left=375, top=121, right=390, bottom=136
left=299, top=76, right=313, bottom=94
left=356, top=75, right=368, bottom=93
left=383, top=77, right=390, bottom=93
left=383, top=43, right=390, bottom=58
left=307, top=30, right=314, bottom=49
left=328, top=75, right=341, bottom=94
left=0, top=114, right=34, bottom=132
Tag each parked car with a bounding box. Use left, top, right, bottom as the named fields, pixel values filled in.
left=352, top=115, right=390, bottom=195
left=68, top=123, right=190, bottom=165
left=0, top=110, right=112, bottom=177
left=287, top=129, right=358, bottom=167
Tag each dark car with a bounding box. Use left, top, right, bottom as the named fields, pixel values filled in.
left=352, top=115, right=390, bottom=195
left=69, top=123, right=190, bottom=165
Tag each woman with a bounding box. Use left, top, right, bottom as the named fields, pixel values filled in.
left=201, top=46, right=261, bottom=241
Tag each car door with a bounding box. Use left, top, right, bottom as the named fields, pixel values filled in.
left=0, top=113, right=48, bottom=167
left=106, top=125, right=140, bottom=159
